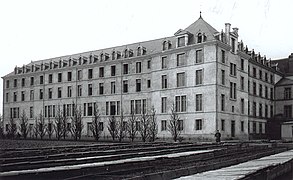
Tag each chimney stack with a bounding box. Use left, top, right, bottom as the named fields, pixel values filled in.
left=288, top=53, right=293, bottom=73
left=225, top=23, right=231, bottom=44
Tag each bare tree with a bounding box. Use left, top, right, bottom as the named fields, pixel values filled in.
left=70, top=106, right=83, bottom=141
left=117, top=111, right=127, bottom=142
left=36, top=113, right=46, bottom=140
left=168, top=103, right=181, bottom=142
left=148, top=107, right=158, bottom=142
left=107, top=116, right=118, bottom=141
left=139, top=112, right=150, bottom=142
left=47, top=117, right=54, bottom=139
left=127, top=111, right=137, bottom=142
left=61, top=108, right=69, bottom=139
left=33, top=117, right=39, bottom=139
left=7, top=118, right=17, bottom=139
left=19, top=110, right=29, bottom=139
left=91, top=105, right=103, bottom=141
left=54, top=107, right=63, bottom=140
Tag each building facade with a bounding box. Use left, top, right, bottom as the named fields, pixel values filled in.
left=2, top=15, right=292, bottom=140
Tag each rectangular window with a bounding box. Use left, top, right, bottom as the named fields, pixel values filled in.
left=265, top=86, right=268, bottom=99
left=78, top=85, right=82, bottom=97
left=196, top=49, right=203, bottom=63
left=221, top=50, right=225, bottom=63
left=49, top=74, right=53, bottom=83
left=14, top=79, right=18, bottom=87
left=241, top=98, right=244, bottom=114
left=48, top=88, right=52, bottom=99
left=259, top=84, right=263, bottom=97
left=248, top=80, right=250, bottom=94
left=147, top=79, right=151, bottom=88
left=195, top=119, right=203, bottom=130
left=58, top=73, right=62, bottom=82
left=259, top=123, right=263, bottom=134
left=6, top=80, right=9, bottom=88
left=195, top=94, right=203, bottom=111
left=178, top=36, right=185, bottom=47
left=241, top=59, right=244, bottom=70
left=21, top=91, right=25, bottom=101
left=99, top=83, right=104, bottom=95
left=99, top=67, right=104, bottom=77
left=253, top=68, right=256, bottom=78
left=270, top=88, right=274, bottom=100
left=178, top=120, right=184, bottom=131
left=88, top=69, right=93, bottom=79
left=241, top=121, right=244, bottom=132
left=111, top=82, right=116, bottom=94
left=177, top=72, right=186, bottom=87
left=30, top=77, right=34, bottom=86
left=253, top=102, right=257, bottom=117
left=221, top=94, right=225, bottom=111
left=136, top=62, right=142, bottom=73
left=270, top=74, right=274, bottom=84
left=30, top=107, right=33, bottom=118
left=284, top=105, right=292, bottom=118
left=231, top=38, right=236, bottom=53
left=221, top=119, right=225, bottom=131
left=161, top=120, right=167, bottom=131
left=221, top=70, right=225, bottom=85
left=259, top=70, right=262, bottom=80
left=230, top=63, right=237, bottom=76
left=177, top=53, right=186, bottom=66
left=161, top=56, right=167, bottom=69
left=77, top=70, right=82, bottom=80
left=67, top=72, right=72, bottom=81
left=271, top=105, right=274, bottom=117
left=240, top=76, right=244, bottom=90
left=5, top=93, right=9, bottom=103
left=195, top=69, right=203, bottom=85
left=253, top=122, right=257, bottom=133
left=284, top=87, right=292, bottom=99
left=230, top=82, right=237, bottom=99
left=265, top=72, right=268, bottom=82
left=57, top=87, right=62, bottom=98
left=30, top=90, right=34, bottom=101
left=162, top=75, right=167, bottom=89
left=253, top=82, right=257, bottom=95
left=88, top=103, right=93, bottom=116
left=175, top=95, right=186, bottom=112
left=136, top=79, right=141, bottom=92
left=135, top=100, right=142, bottom=114
left=111, top=65, right=116, bottom=76
left=123, top=80, right=128, bottom=93
left=21, top=78, right=25, bottom=87
left=147, top=60, right=151, bottom=69
left=265, top=104, right=268, bottom=118
left=67, top=86, right=72, bottom=97
left=123, top=64, right=129, bottom=74
left=39, top=89, right=43, bottom=100
left=88, top=84, right=92, bottom=96
left=161, top=97, right=167, bottom=113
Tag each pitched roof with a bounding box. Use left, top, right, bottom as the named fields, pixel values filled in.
left=184, top=16, right=218, bottom=35
left=275, top=77, right=293, bottom=86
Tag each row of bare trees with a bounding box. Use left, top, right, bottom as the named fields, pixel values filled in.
left=1, top=103, right=182, bottom=142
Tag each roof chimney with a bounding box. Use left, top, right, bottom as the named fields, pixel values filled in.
left=289, top=53, right=293, bottom=73
left=225, top=23, right=231, bottom=44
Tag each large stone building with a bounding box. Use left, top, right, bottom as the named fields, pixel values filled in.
left=2, top=15, right=293, bottom=140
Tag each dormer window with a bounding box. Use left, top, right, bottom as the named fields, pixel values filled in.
left=100, top=53, right=104, bottom=61
left=197, top=33, right=202, bottom=43
left=89, top=55, right=92, bottom=63
left=178, top=36, right=185, bottom=47
left=163, top=41, right=171, bottom=51
left=124, top=49, right=128, bottom=58
left=112, top=51, right=115, bottom=60
left=104, top=53, right=109, bottom=61
left=137, top=47, right=142, bottom=56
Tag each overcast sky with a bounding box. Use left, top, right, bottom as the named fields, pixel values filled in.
left=0, top=0, right=292, bottom=113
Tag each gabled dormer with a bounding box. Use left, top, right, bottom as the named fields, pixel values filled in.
left=174, top=29, right=191, bottom=48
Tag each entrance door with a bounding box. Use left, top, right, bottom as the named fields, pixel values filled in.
left=231, top=120, right=235, bottom=137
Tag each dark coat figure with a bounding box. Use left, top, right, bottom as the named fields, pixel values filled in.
left=215, top=130, right=221, bottom=143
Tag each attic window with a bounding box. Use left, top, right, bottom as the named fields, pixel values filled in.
left=163, top=41, right=171, bottom=51
left=178, top=36, right=185, bottom=47
left=112, top=51, right=115, bottom=60
left=197, top=33, right=202, bottom=43
left=124, top=49, right=128, bottom=58
left=137, top=47, right=141, bottom=56
left=89, top=55, right=92, bottom=63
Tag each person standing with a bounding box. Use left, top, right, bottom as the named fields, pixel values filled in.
left=215, top=130, right=221, bottom=143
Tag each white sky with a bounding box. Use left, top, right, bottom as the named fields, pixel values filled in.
left=0, top=0, right=292, bottom=112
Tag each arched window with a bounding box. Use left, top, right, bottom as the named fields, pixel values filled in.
left=197, top=33, right=202, bottom=43
left=137, top=47, right=141, bottom=56
left=163, top=41, right=168, bottom=51
left=124, top=49, right=128, bottom=58
left=100, top=53, right=104, bottom=61
left=89, top=55, right=92, bottom=63
left=112, top=51, right=115, bottom=60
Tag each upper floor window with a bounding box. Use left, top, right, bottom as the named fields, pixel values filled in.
left=136, top=62, right=142, bottom=73
left=241, top=59, right=244, bottom=70
left=57, top=87, right=62, bottom=98
left=30, top=77, right=34, bottom=86
left=6, top=80, right=9, bottom=88
left=14, top=79, right=17, bottom=88
left=136, top=79, right=141, bottom=92
left=259, top=70, right=262, bottom=80
left=147, top=60, right=151, bottom=69
left=161, top=56, right=167, bottom=69
left=177, top=36, right=185, bottom=47
left=162, top=41, right=171, bottom=51
left=195, top=69, right=203, bottom=85
left=162, top=75, right=168, bottom=89
left=67, top=72, right=72, bottom=81
left=177, top=53, right=186, bottom=66
left=253, top=67, right=256, bottom=78
left=137, top=47, right=142, bottom=56
left=196, top=49, right=203, bottom=63
left=175, top=95, right=186, bottom=112
left=21, top=78, right=25, bottom=87
left=230, top=63, right=237, bottom=76
left=284, top=87, right=292, bottom=99
left=88, top=69, right=93, bottom=79
left=123, top=64, right=129, bottom=74
left=177, top=72, right=186, bottom=87
left=221, top=50, right=225, bottom=63
left=58, top=73, right=62, bottom=82
left=99, top=67, right=104, bottom=77
left=111, top=65, right=116, bottom=76
left=197, top=33, right=203, bottom=43
left=49, top=74, right=53, bottom=83
left=230, top=82, right=237, bottom=99
left=77, top=70, right=82, bottom=80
